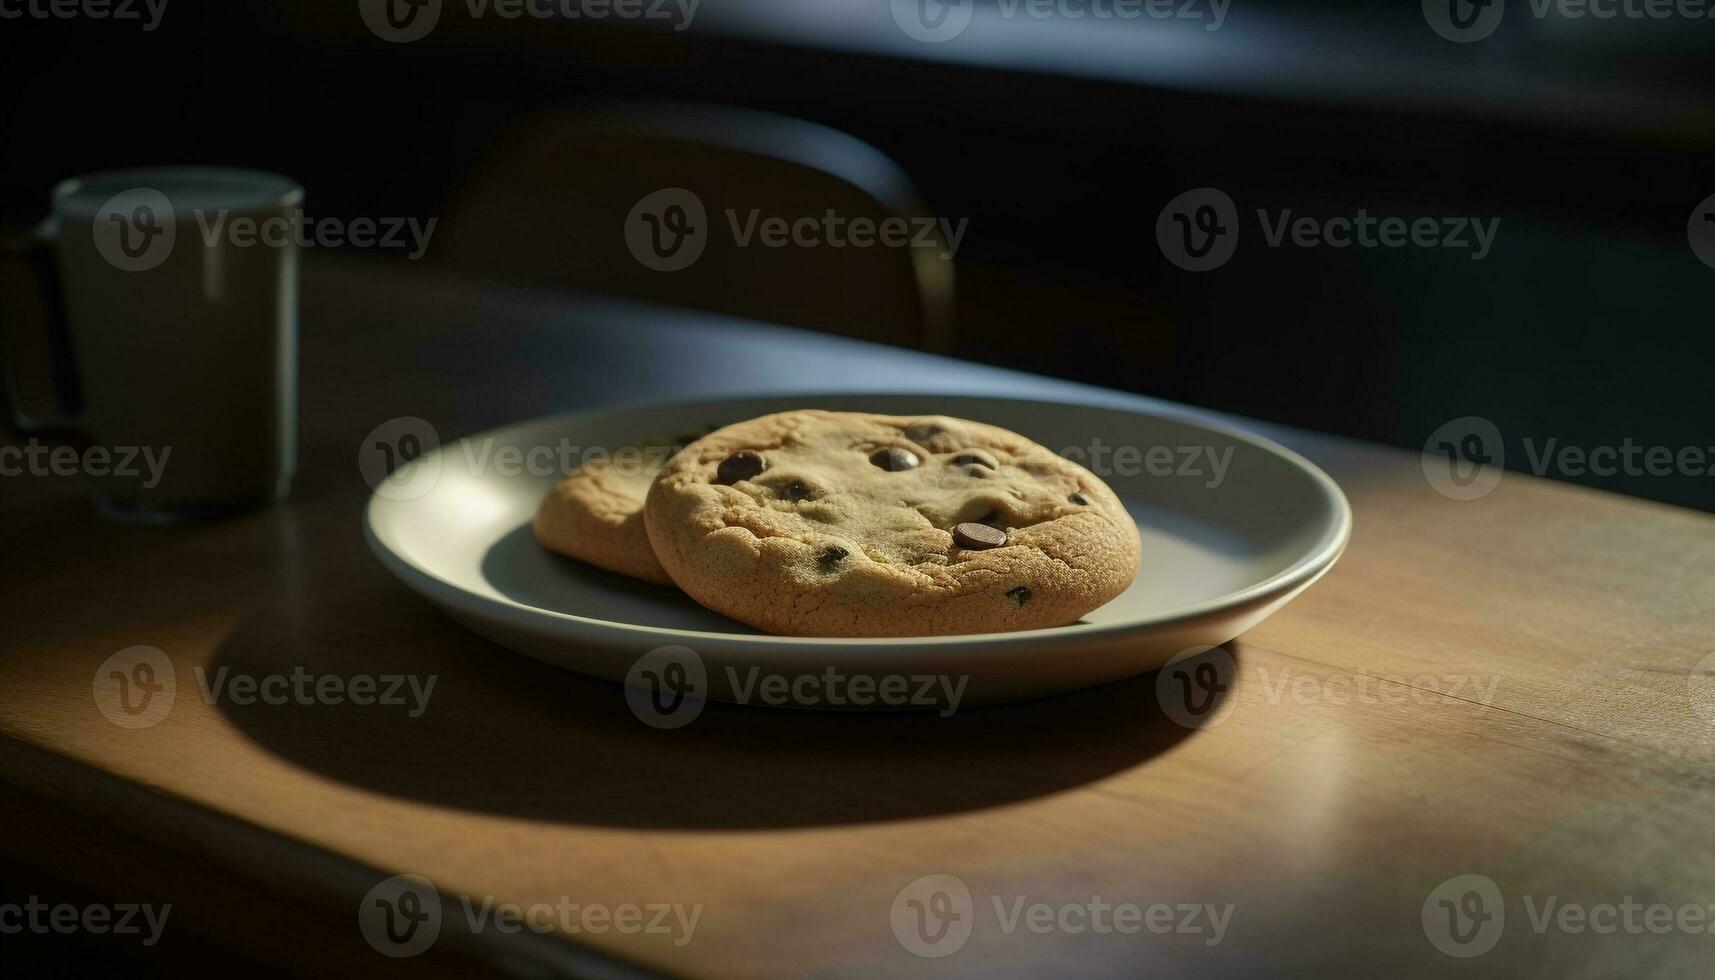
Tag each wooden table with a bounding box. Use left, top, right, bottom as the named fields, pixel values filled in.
left=4, top=259, right=1713, bottom=978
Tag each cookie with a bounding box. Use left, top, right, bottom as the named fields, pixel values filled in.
left=643, top=411, right=1140, bottom=636
left=534, top=455, right=676, bottom=585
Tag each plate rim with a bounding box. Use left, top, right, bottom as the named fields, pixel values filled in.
left=364, top=392, right=1353, bottom=650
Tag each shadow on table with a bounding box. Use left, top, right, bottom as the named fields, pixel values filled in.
left=208, top=572, right=1233, bottom=829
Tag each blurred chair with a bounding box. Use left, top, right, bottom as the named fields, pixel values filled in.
left=432, top=101, right=954, bottom=351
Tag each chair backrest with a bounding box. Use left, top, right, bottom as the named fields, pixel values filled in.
left=432, top=101, right=954, bottom=350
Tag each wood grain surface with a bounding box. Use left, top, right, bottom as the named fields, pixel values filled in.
left=3, top=258, right=1713, bottom=978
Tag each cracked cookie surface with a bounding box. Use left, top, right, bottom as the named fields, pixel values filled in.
left=643, top=410, right=1141, bottom=636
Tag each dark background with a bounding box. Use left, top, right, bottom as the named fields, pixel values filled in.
left=0, top=4, right=1712, bottom=973
left=3, top=0, right=1712, bottom=510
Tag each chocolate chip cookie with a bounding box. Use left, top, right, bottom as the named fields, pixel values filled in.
left=643, top=411, right=1140, bottom=636
left=534, top=455, right=676, bottom=586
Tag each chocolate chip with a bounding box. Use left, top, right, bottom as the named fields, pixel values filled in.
left=1068, top=492, right=1090, bottom=506
left=949, top=451, right=997, bottom=470
left=782, top=480, right=814, bottom=502
left=870, top=447, right=920, bottom=472
left=953, top=522, right=1007, bottom=550
left=715, top=451, right=766, bottom=485
left=1006, top=586, right=1032, bottom=606
left=818, top=546, right=848, bottom=569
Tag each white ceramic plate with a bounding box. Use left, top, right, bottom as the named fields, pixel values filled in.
left=364, top=394, right=1350, bottom=706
